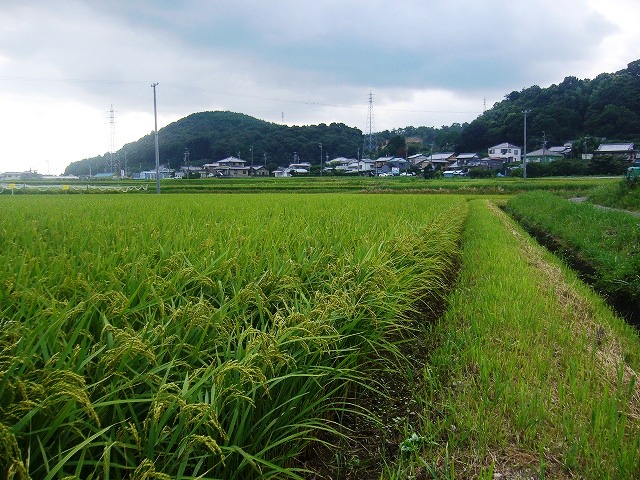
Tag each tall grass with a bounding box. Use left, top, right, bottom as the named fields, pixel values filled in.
left=588, top=178, right=640, bottom=212
left=0, top=193, right=466, bottom=478
left=505, top=191, right=640, bottom=320
left=387, top=199, right=640, bottom=479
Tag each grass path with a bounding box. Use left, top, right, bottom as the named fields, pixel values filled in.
left=389, top=198, right=640, bottom=479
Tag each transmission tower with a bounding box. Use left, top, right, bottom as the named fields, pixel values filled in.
left=363, top=91, right=377, bottom=158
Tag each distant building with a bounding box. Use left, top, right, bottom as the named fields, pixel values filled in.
left=417, top=152, right=455, bottom=170
left=327, top=157, right=355, bottom=172
left=272, top=167, right=291, bottom=177
left=525, top=148, right=565, bottom=163
left=548, top=143, right=572, bottom=157
left=595, top=143, right=635, bottom=162
left=0, top=171, right=42, bottom=180
left=288, top=162, right=312, bottom=173
left=250, top=165, right=269, bottom=176
left=139, top=167, right=174, bottom=180
left=204, top=156, right=250, bottom=177
left=378, top=158, right=410, bottom=175
left=408, top=153, right=429, bottom=165
left=488, top=143, right=522, bottom=163
left=453, top=153, right=481, bottom=165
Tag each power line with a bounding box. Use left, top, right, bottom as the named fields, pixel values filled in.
left=0, top=75, right=481, bottom=115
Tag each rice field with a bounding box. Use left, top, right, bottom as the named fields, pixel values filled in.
left=0, top=194, right=467, bottom=479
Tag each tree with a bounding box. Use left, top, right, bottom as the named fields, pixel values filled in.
left=382, top=135, right=407, bottom=157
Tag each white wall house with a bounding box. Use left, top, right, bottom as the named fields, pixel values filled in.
left=204, top=157, right=250, bottom=177
left=488, top=143, right=522, bottom=163
left=346, top=159, right=376, bottom=173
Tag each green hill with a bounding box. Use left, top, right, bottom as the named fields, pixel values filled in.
left=457, top=59, right=640, bottom=154
left=65, top=111, right=363, bottom=176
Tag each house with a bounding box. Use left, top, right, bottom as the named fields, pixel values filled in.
left=449, top=155, right=504, bottom=171
left=288, top=162, right=312, bottom=173
left=374, top=156, right=396, bottom=170
left=178, top=165, right=208, bottom=178
left=139, top=167, right=174, bottom=180
left=0, top=171, right=33, bottom=180
left=345, top=159, right=376, bottom=174
left=205, top=156, right=250, bottom=177
left=408, top=153, right=429, bottom=165
left=378, top=158, right=410, bottom=175
left=249, top=165, right=270, bottom=176
left=417, top=152, right=455, bottom=170
left=595, top=143, right=636, bottom=162
left=327, top=157, right=356, bottom=172
left=525, top=148, right=564, bottom=163
left=548, top=143, right=572, bottom=157
left=273, top=167, right=292, bottom=177
left=453, top=153, right=480, bottom=166
left=488, top=143, right=522, bottom=163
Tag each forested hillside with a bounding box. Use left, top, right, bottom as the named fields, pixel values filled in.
left=457, top=59, right=640, bottom=154
left=377, top=60, right=640, bottom=157
left=65, top=112, right=363, bottom=176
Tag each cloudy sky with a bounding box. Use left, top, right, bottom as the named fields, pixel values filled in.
left=1, top=0, right=639, bottom=174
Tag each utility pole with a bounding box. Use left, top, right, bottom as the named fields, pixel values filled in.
left=523, top=110, right=530, bottom=180
left=319, top=143, right=323, bottom=176
left=250, top=146, right=254, bottom=175
left=184, top=148, right=190, bottom=177
left=152, top=83, right=160, bottom=193
left=109, top=104, right=116, bottom=174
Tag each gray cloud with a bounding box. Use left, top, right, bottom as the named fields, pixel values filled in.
left=0, top=0, right=634, bottom=173
left=0, top=0, right=619, bottom=105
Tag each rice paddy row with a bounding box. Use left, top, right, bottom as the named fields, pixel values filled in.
left=0, top=194, right=466, bottom=479
left=2, top=175, right=618, bottom=196
left=387, top=199, right=640, bottom=479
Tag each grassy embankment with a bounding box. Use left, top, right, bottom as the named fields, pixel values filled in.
left=0, top=194, right=466, bottom=479
left=505, top=191, right=640, bottom=322
left=588, top=179, right=640, bottom=212
left=387, top=199, right=640, bottom=479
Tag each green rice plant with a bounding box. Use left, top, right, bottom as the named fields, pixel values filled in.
left=0, top=193, right=466, bottom=478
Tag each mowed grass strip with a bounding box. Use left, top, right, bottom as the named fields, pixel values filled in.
left=0, top=193, right=466, bottom=479
left=388, top=199, right=640, bottom=479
